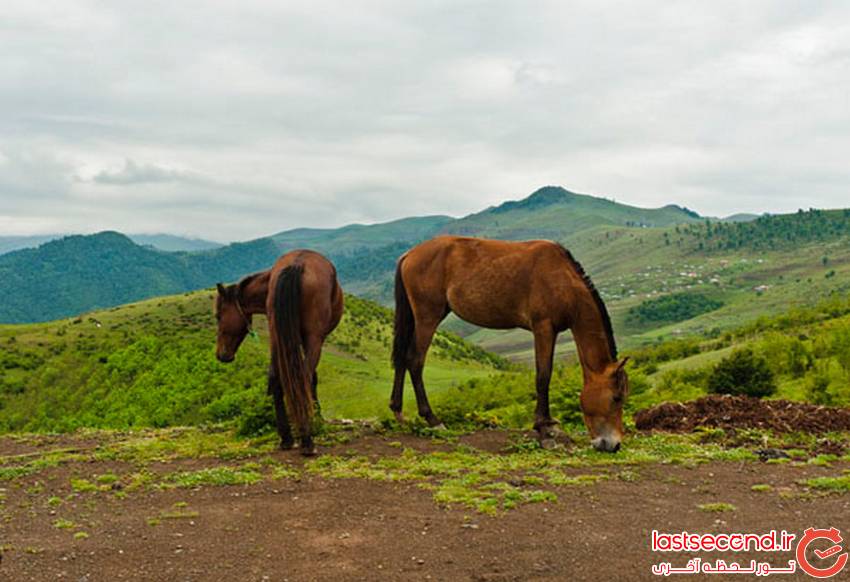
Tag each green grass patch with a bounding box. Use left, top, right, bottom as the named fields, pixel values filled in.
left=159, top=510, right=200, bottom=520
left=804, top=474, right=850, bottom=493
left=698, top=502, right=737, bottom=513
left=70, top=478, right=99, bottom=493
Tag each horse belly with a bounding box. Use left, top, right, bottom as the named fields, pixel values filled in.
left=446, top=279, right=529, bottom=330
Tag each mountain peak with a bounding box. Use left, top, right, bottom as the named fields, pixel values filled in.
left=491, top=186, right=576, bottom=214
left=662, top=204, right=701, bottom=219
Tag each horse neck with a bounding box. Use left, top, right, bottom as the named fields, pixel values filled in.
left=239, top=271, right=270, bottom=314
left=570, top=293, right=616, bottom=376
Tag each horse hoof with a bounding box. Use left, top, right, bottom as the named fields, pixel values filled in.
left=393, top=411, right=406, bottom=424
left=537, top=424, right=564, bottom=440
left=540, top=438, right=559, bottom=450
left=432, top=423, right=448, bottom=432
left=280, top=440, right=295, bottom=451
left=300, top=445, right=318, bottom=457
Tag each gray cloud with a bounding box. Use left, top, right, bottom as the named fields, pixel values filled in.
left=1, top=1, right=849, bottom=241
left=91, top=159, right=196, bottom=185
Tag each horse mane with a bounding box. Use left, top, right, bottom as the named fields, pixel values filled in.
left=236, top=272, right=259, bottom=297
left=555, top=243, right=618, bottom=360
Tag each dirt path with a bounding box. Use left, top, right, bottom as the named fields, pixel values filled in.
left=1, top=429, right=848, bottom=581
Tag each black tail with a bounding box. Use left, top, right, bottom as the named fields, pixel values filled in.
left=392, top=259, right=414, bottom=371
left=272, top=264, right=312, bottom=433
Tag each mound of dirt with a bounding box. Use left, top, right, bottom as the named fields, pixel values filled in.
left=634, top=395, right=850, bottom=434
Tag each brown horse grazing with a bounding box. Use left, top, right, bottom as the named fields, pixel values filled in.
left=215, top=250, right=344, bottom=455
left=391, top=236, right=629, bottom=452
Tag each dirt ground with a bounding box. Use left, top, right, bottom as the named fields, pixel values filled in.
left=635, top=394, right=850, bottom=435
left=1, top=429, right=848, bottom=581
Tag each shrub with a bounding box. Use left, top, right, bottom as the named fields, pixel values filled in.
left=707, top=348, right=776, bottom=398
left=807, top=367, right=835, bottom=406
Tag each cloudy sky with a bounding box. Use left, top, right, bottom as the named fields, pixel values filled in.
left=1, top=1, right=849, bottom=242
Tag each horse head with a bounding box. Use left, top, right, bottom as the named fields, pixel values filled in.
left=214, top=282, right=252, bottom=363
left=580, top=357, right=629, bottom=452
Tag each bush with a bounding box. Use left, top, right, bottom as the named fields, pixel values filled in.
left=707, top=348, right=776, bottom=398
left=807, top=367, right=835, bottom=406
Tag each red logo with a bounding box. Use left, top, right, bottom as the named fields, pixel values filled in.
left=796, top=527, right=849, bottom=578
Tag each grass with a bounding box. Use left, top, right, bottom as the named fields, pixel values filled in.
left=804, top=474, right=850, bottom=493
left=159, top=510, right=200, bottom=520
left=307, top=432, right=756, bottom=513
left=0, top=423, right=845, bottom=517
left=70, top=479, right=99, bottom=493
left=751, top=484, right=772, bottom=492
left=697, top=502, right=737, bottom=513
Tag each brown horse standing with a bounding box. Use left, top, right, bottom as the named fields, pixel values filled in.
left=391, top=236, right=629, bottom=452
left=215, top=250, right=344, bottom=455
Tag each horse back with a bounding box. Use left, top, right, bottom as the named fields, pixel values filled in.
left=401, top=236, right=575, bottom=330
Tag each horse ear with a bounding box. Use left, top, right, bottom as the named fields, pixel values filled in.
left=216, top=283, right=225, bottom=295
left=616, top=357, right=630, bottom=372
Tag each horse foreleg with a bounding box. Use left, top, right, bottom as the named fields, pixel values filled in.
left=268, top=362, right=295, bottom=450
left=532, top=322, right=560, bottom=445
left=409, top=317, right=443, bottom=428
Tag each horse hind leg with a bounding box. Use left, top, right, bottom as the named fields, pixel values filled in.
left=297, top=334, right=326, bottom=456
left=268, top=362, right=295, bottom=450
left=390, top=366, right=406, bottom=424
left=408, top=316, right=444, bottom=428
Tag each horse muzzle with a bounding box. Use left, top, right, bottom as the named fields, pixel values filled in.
left=591, top=436, right=621, bottom=453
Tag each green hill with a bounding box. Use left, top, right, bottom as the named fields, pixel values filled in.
left=0, top=233, right=222, bottom=255
left=0, top=291, right=504, bottom=432
left=0, top=232, right=282, bottom=324
left=442, top=186, right=701, bottom=239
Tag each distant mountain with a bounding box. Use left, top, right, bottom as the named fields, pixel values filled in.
left=272, top=215, right=453, bottom=254
left=0, top=235, right=65, bottom=255
left=0, top=233, right=222, bottom=255
left=129, top=234, right=222, bottom=252
left=721, top=213, right=760, bottom=223
left=442, top=186, right=702, bottom=239
left=4, top=186, right=843, bottom=326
